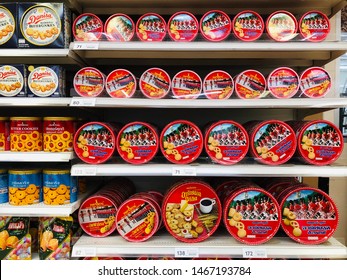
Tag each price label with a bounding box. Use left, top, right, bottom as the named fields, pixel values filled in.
left=175, top=248, right=199, bottom=258
left=172, top=167, right=197, bottom=176
left=71, top=167, right=97, bottom=176
left=73, top=248, right=96, bottom=257
left=242, top=248, right=267, bottom=259
left=73, top=42, right=99, bottom=50
left=70, top=97, right=96, bottom=107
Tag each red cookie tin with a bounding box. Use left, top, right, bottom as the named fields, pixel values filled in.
left=74, top=67, right=105, bottom=97
left=171, top=70, right=202, bottom=99
left=299, top=67, right=331, bottom=98
left=43, top=117, right=74, bottom=152
left=73, top=13, right=103, bottom=41
left=299, top=11, right=330, bottom=42
left=162, top=180, right=222, bottom=243
left=105, top=69, right=137, bottom=98
left=139, top=68, right=171, bottom=99
left=200, top=10, right=231, bottom=42
left=224, top=187, right=281, bottom=245
left=205, top=120, right=249, bottom=165
left=73, top=122, right=118, bottom=164
left=160, top=120, right=203, bottom=164
left=234, top=70, right=266, bottom=99
left=104, top=13, right=135, bottom=42
left=233, top=10, right=264, bottom=41
left=202, top=70, right=233, bottom=99
left=266, top=10, right=298, bottom=42
left=168, top=11, right=199, bottom=42
left=267, top=67, right=300, bottom=98
left=0, top=117, right=10, bottom=151
left=116, top=122, right=159, bottom=164
left=136, top=13, right=166, bottom=42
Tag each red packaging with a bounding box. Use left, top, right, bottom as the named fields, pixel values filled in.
left=160, top=120, right=203, bottom=164
left=245, top=120, right=297, bottom=165
left=0, top=117, right=10, bottom=151
left=299, top=67, right=331, bottom=98
left=136, top=13, right=166, bottom=42
left=234, top=70, right=266, bottom=99
left=168, top=11, right=198, bottom=42
left=171, top=70, right=202, bottom=99
left=73, top=122, right=118, bottom=164
left=43, top=117, right=74, bottom=152
left=224, top=187, right=281, bottom=245
left=200, top=10, right=231, bottom=42
left=116, top=122, right=159, bottom=164
left=204, top=120, right=249, bottom=165
left=74, top=67, right=105, bottom=97
left=233, top=10, right=264, bottom=41
left=299, top=11, right=330, bottom=42
left=267, top=67, right=299, bottom=98
left=139, top=68, right=171, bottom=99
left=202, top=70, right=233, bottom=99
left=162, top=180, right=222, bottom=243
left=73, top=13, right=103, bottom=41
left=105, top=69, right=136, bottom=98
left=104, top=13, right=135, bottom=42
left=266, top=10, right=298, bottom=42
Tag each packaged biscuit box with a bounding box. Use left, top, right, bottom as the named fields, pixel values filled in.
left=0, top=64, right=27, bottom=97
left=0, top=216, right=31, bottom=260
left=0, top=3, right=18, bottom=48
left=18, top=2, right=71, bottom=48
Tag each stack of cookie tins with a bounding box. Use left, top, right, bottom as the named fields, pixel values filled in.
left=78, top=178, right=136, bottom=237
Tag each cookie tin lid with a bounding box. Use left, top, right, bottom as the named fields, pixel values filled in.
left=205, top=120, right=249, bottom=165
left=266, top=10, right=298, bottom=42
left=74, top=67, right=105, bottom=97
left=139, top=68, right=171, bottom=99
left=202, top=70, right=233, bottom=99
left=267, top=67, right=299, bottom=99
left=299, top=67, right=331, bottom=98
left=28, top=66, right=58, bottom=97
left=171, top=70, right=202, bottom=99
left=280, top=187, right=338, bottom=245
left=200, top=10, right=231, bottom=42
left=105, top=69, right=136, bottom=98
left=104, top=13, right=135, bottom=42
left=116, top=122, right=159, bottom=164
left=0, top=65, right=24, bottom=97
left=0, top=6, right=15, bottom=45
left=10, top=117, right=41, bottom=121
left=162, top=180, right=222, bottom=243
left=73, top=13, right=103, bottom=41
left=136, top=13, right=166, bottom=42
left=234, top=69, right=266, bottom=99
left=168, top=11, right=199, bottom=42
left=233, top=10, right=264, bottom=41
left=160, top=120, right=203, bottom=164
left=299, top=10, right=330, bottom=42
left=224, top=187, right=281, bottom=245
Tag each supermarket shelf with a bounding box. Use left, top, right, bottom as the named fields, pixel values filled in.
left=0, top=152, right=75, bottom=162
left=72, top=233, right=347, bottom=259
left=0, top=98, right=71, bottom=107
left=70, top=162, right=347, bottom=177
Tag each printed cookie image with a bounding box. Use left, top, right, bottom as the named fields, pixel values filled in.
left=0, top=65, right=25, bottom=97
left=136, top=13, right=166, bottom=42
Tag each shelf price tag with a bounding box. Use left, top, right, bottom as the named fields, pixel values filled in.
left=73, top=42, right=99, bottom=50
left=172, top=167, right=197, bottom=176
left=72, top=167, right=97, bottom=176
left=73, top=248, right=96, bottom=257
left=70, top=97, right=96, bottom=107
left=175, top=248, right=199, bottom=258
left=242, top=248, right=267, bottom=259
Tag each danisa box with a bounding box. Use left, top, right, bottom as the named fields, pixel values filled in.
left=0, top=2, right=18, bottom=48
left=0, top=64, right=27, bottom=97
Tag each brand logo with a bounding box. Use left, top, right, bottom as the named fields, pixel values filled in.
left=0, top=71, right=17, bottom=79
left=31, top=71, right=52, bottom=80
left=8, top=221, right=25, bottom=230
left=53, top=224, right=65, bottom=233
left=27, top=12, right=53, bottom=25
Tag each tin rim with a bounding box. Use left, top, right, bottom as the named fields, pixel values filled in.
left=104, top=13, right=135, bottom=42
left=73, top=13, right=103, bottom=41
left=139, top=67, right=171, bottom=99
left=200, top=10, right=231, bottom=42
left=136, top=13, right=167, bottom=42
left=167, top=11, right=199, bottom=42
left=267, top=67, right=299, bottom=99
left=232, top=10, right=264, bottom=42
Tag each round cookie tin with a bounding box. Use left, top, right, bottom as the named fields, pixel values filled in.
left=279, top=187, right=338, bottom=245
left=139, top=68, right=171, bottom=99
left=20, top=4, right=61, bottom=46
left=200, top=10, right=231, bottom=42
left=266, top=10, right=298, bottom=42
left=74, top=67, right=105, bottom=97
left=73, top=122, right=117, bottom=164
left=73, top=13, right=103, bottom=41
left=202, top=70, right=233, bottom=99
left=43, top=117, right=74, bottom=152
left=104, top=13, right=135, bottom=42
left=160, top=120, right=203, bottom=164
left=223, top=187, right=281, bottom=245
left=0, top=5, right=15, bottom=46
left=162, top=180, right=222, bottom=243
left=0, top=117, right=10, bottom=151
left=299, top=11, right=330, bottom=42
left=299, top=67, right=331, bottom=98
left=0, top=169, right=8, bottom=204
left=171, top=70, right=202, bottom=99
left=168, top=11, right=199, bottom=42
left=205, top=120, right=249, bottom=165
left=233, top=10, right=264, bottom=41
left=267, top=67, right=299, bottom=98
left=136, top=13, right=166, bottom=42
left=0, top=65, right=24, bottom=97
left=116, top=122, right=159, bottom=164
left=234, top=70, right=266, bottom=99
left=105, top=69, right=136, bottom=98
left=28, top=66, right=58, bottom=97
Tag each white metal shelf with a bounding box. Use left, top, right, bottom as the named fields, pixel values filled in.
left=0, top=152, right=75, bottom=162
left=72, top=233, right=347, bottom=259
left=0, top=98, right=71, bottom=107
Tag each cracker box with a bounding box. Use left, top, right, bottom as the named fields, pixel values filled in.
left=18, top=2, right=71, bottom=48
left=0, top=3, right=18, bottom=48
left=0, top=64, right=27, bottom=97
